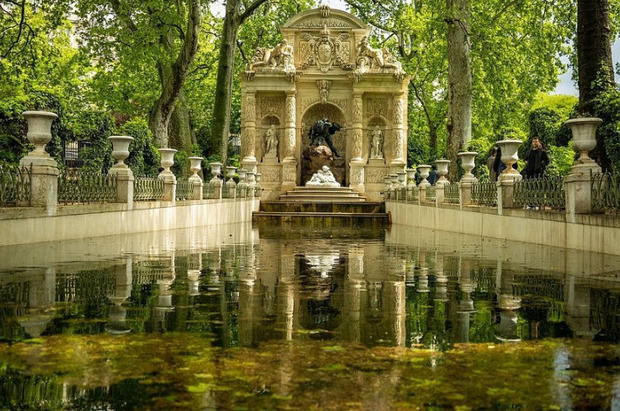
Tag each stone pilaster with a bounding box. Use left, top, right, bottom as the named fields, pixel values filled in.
left=391, top=93, right=406, bottom=169
left=350, top=91, right=365, bottom=192
left=241, top=92, right=257, bottom=173
left=282, top=91, right=297, bottom=190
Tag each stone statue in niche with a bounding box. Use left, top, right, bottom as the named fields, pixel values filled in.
left=370, top=125, right=384, bottom=159
left=306, top=165, right=341, bottom=187
left=263, top=124, right=279, bottom=160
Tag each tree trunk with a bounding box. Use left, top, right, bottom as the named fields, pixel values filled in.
left=578, top=0, right=614, bottom=171
left=168, top=90, right=197, bottom=153
left=148, top=0, right=201, bottom=148
left=446, top=0, right=472, bottom=180
left=211, top=0, right=241, bottom=165
left=578, top=0, right=614, bottom=114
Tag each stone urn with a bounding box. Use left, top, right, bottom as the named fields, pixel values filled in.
left=397, top=171, right=407, bottom=187
left=158, top=148, right=177, bottom=175
left=255, top=172, right=263, bottom=197
left=418, top=165, right=432, bottom=188
left=108, top=136, right=134, bottom=168
left=246, top=171, right=256, bottom=198
left=435, top=159, right=450, bottom=186
left=237, top=169, right=247, bottom=198
left=406, top=168, right=416, bottom=189
left=564, top=117, right=603, bottom=171
left=21, top=111, right=58, bottom=167
left=23, top=111, right=58, bottom=157
left=496, top=139, right=522, bottom=179
left=457, top=151, right=478, bottom=183
left=383, top=176, right=392, bottom=199
left=390, top=174, right=400, bottom=190
left=188, top=157, right=203, bottom=181
left=209, top=162, right=222, bottom=183
left=224, top=166, right=237, bottom=198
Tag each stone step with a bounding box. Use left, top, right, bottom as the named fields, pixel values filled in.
left=278, top=196, right=367, bottom=203
left=253, top=211, right=390, bottom=227
left=283, top=192, right=362, bottom=198
left=260, top=201, right=384, bottom=213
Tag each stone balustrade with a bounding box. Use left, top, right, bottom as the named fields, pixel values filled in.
left=386, top=117, right=620, bottom=219
left=0, top=111, right=252, bottom=216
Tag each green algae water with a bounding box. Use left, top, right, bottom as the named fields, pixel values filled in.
left=0, top=224, right=619, bottom=409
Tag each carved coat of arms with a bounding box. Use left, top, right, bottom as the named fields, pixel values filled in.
left=300, top=25, right=353, bottom=72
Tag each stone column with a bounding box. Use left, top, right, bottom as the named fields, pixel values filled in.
left=390, top=93, right=407, bottom=172
left=350, top=91, right=365, bottom=192
left=241, top=92, right=257, bottom=173
left=20, top=111, right=59, bottom=216
left=282, top=91, right=297, bottom=190
left=108, top=136, right=135, bottom=209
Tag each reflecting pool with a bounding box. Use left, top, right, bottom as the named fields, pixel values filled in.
left=0, top=223, right=619, bottom=409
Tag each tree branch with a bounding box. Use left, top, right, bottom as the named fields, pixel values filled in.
left=239, top=0, right=270, bottom=23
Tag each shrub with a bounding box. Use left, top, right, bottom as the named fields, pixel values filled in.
left=75, top=111, right=114, bottom=173
left=119, top=119, right=160, bottom=176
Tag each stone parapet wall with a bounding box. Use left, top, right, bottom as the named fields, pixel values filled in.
left=387, top=201, right=620, bottom=256
left=0, top=199, right=259, bottom=247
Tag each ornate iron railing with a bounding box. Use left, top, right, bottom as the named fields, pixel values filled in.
left=58, top=169, right=117, bottom=204
left=176, top=179, right=193, bottom=201
left=592, top=172, right=620, bottom=213
left=204, top=181, right=215, bottom=199
left=134, top=176, right=165, bottom=201
left=425, top=186, right=436, bottom=201
left=0, top=164, right=32, bottom=206
left=407, top=185, right=419, bottom=202
left=444, top=183, right=460, bottom=204
left=472, top=180, right=497, bottom=207
left=513, top=174, right=565, bottom=210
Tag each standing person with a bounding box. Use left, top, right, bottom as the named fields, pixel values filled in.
left=487, top=147, right=498, bottom=182
left=523, top=137, right=550, bottom=178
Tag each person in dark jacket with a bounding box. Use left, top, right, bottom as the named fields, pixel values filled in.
left=428, top=165, right=439, bottom=185
left=523, top=137, right=550, bottom=178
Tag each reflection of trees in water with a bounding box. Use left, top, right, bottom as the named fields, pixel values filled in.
left=591, top=289, right=620, bottom=342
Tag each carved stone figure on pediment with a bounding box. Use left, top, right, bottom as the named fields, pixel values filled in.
left=300, top=25, right=353, bottom=72
left=370, top=125, right=384, bottom=159
left=247, top=40, right=296, bottom=80
left=355, top=35, right=405, bottom=81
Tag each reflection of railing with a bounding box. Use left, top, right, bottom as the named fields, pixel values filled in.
left=0, top=164, right=31, bottom=206
left=134, top=176, right=164, bottom=201
left=444, top=183, right=459, bottom=204
left=175, top=179, right=193, bottom=201
left=592, top=172, right=620, bottom=213
left=58, top=169, right=117, bottom=204
left=472, top=180, right=497, bottom=207
left=513, top=175, right=565, bottom=210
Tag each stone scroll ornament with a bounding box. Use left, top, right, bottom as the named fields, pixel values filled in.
left=354, top=35, right=405, bottom=82
left=246, top=39, right=296, bottom=81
